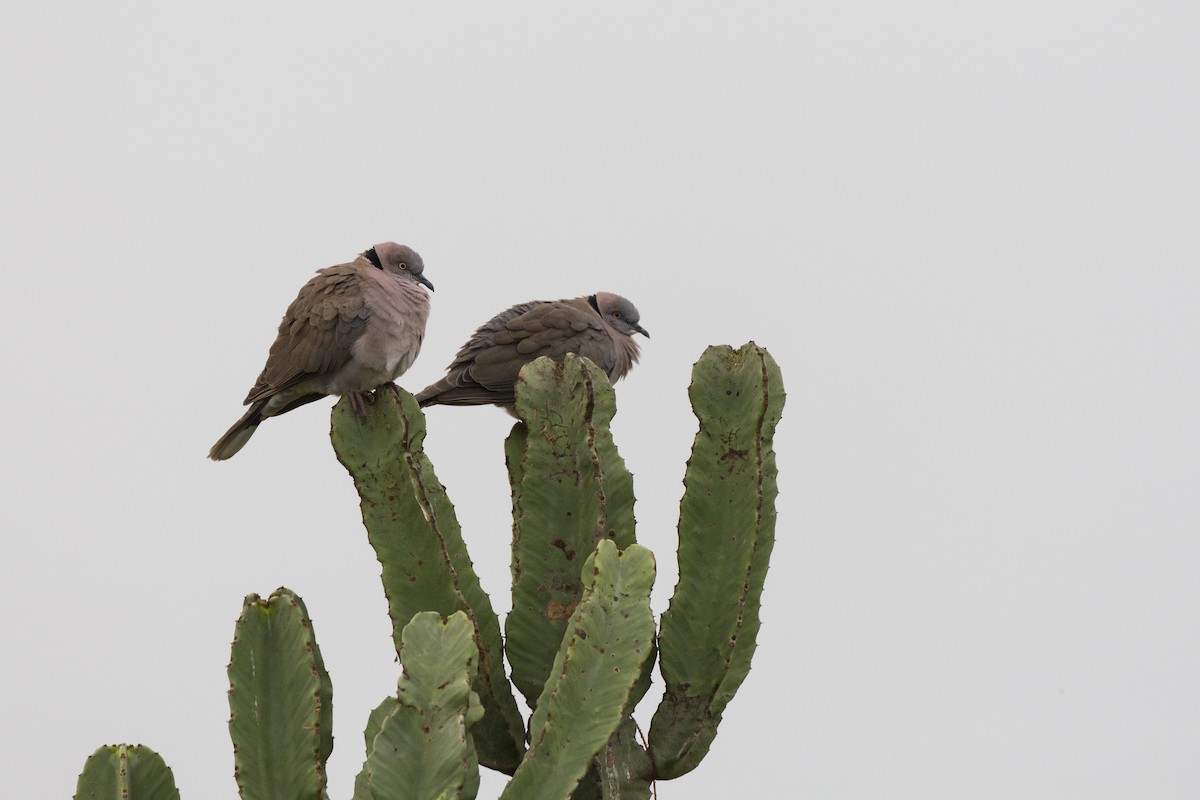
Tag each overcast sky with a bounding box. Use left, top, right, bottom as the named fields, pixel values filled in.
left=3, top=2, right=1198, bottom=798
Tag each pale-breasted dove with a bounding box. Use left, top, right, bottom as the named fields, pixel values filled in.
left=209, top=242, right=433, bottom=460
left=415, top=292, right=648, bottom=408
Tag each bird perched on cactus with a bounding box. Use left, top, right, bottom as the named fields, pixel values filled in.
left=210, top=242, right=433, bottom=460
left=416, top=292, right=648, bottom=409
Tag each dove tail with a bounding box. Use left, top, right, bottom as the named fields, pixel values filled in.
left=415, top=383, right=442, bottom=407
left=209, top=402, right=265, bottom=461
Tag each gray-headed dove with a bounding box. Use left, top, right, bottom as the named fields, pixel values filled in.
left=415, top=292, right=647, bottom=408
left=209, top=242, right=433, bottom=460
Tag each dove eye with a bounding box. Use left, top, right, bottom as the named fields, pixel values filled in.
left=398, top=262, right=408, bottom=270
left=612, top=311, right=622, bottom=318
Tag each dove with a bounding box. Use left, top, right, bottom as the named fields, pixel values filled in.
left=415, top=292, right=647, bottom=408
left=209, top=242, right=433, bottom=460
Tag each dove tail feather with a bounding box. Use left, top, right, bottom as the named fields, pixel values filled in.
left=415, top=378, right=495, bottom=407
left=209, top=402, right=266, bottom=461
left=415, top=381, right=447, bottom=406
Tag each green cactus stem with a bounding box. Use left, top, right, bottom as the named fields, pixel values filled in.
left=648, top=343, right=785, bottom=779
left=500, top=541, right=656, bottom=800
left=357, top=611, right=484, bottom=800
left=74, top=745, right=180, bottom=800
left=504, top=355, right=637, bottom=707
left=331, top=386, right=525, bottom=773
left=227, top=587, right=333, bottom=800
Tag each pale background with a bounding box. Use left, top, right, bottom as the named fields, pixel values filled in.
left=2, top=3, right=1198, bottom=798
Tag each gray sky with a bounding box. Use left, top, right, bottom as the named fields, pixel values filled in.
left=3, top=2, right=1198, bottom=797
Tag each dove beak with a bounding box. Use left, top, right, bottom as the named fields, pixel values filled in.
left=633, top=323, right=649, bottom=338
left=417, top=274, right=435, bottom=292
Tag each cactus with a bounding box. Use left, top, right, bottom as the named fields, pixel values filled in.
left=504, top=355, right=637, bottom=706
left=350, top=697, right=398, bottom=800
left=648, top=343, right=785, bottom=778
left=356, top=611, right=485, bottom=800
left=74, top=343, right=783, bottom=800
left=330, top=389, right=526, bottom=774
left=499, top=541, right=655, bottom=800
left=74, top=744, right=180, bottom=800
left=227, top=587, right=334, bottom=800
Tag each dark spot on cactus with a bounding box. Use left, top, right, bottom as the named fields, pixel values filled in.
left=576, top=628, right=588, bottom=640
left=551, top=538, right=576, bottom=560
left=547, top=599, right=578, bottom=619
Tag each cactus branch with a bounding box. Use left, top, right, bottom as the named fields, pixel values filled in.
left=648, top=343, right=785, bottom=779
left=331, top=386, right=526, bottom=773
left=505, top=355, right=637, bottom=707
left=500, top=541, right=656, bottom=800
left=227, top=587, right=334, bottom=800
left=74, top=745, right=180, bottom=800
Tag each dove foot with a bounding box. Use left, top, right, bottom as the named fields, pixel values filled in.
left=348, top=390, right=374, bottom=420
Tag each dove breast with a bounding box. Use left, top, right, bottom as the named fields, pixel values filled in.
left=328, top=266, right=431, bottom=394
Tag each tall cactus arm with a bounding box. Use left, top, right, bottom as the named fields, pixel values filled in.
left=360, top=612, right=485, bottom=800
left=227, top=587, right=334, bottom=800
left=505, top=355, right=637, bottom=706
left=648, top=343, right=785, bottom=779
left=331, top=387, right=525, bottom=773
left=74, top=745, right=180, bottom=800
left=500, top=541, right=656, bottom=800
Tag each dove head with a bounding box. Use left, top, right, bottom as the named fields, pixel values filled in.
left=593, top=292, right=649, bottom=338
left=370, top=242, right=434, bottom=291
